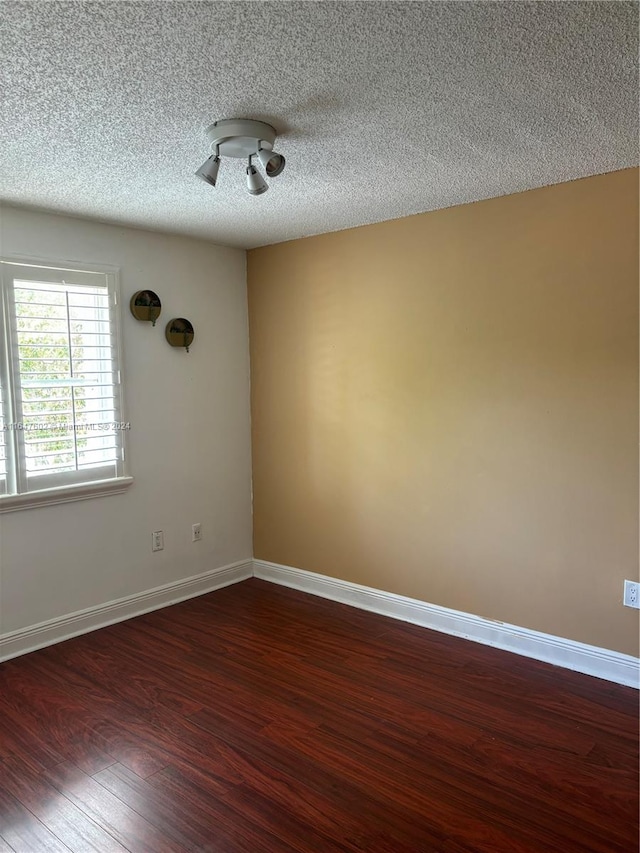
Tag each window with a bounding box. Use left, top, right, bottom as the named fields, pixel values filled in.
left=0, top=259, right=132, bottom=511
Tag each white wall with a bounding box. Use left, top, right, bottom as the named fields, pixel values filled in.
left=0, top=206, right=252, bottom=634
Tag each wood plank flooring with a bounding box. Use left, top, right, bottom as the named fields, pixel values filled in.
left=0, top=578, right=637, bottom=852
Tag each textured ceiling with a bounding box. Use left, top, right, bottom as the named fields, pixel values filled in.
left=0, top=1, right=637, bottom=249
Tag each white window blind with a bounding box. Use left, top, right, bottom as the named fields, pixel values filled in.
left=0, top=260, right=129, bottom=504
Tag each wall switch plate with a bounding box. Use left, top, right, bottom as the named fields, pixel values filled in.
left=192, top=523, right=202, bottom=542
left=623, top=580, right=639, bottom=609
left=152, top=530, right=164, bottom=552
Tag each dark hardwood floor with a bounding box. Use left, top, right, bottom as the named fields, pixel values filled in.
left=0, top=578, right=637, bottom=853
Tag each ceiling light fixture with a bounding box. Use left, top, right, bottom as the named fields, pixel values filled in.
left=246, top=156, right=269, bottom=196
left=195, top=118, right=286, bottom=196
left=257, top=146, right=286, bottom=178
left=195, top=147, right=221, bottom=186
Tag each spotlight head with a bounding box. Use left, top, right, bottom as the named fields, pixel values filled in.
left=246, top=163, right=268, bottom=196
left=257, top=147, right=285, bottom=178
left=195, top=154, right=221, bottom=186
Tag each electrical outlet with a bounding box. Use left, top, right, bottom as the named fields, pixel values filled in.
left=152, top=530, right=164, bottom=552
left=623, top=580, right=639, bottom=609
left=192, top=523, right=202, bottom=542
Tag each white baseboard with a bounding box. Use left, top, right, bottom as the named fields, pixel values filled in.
left=4, top=556, right=637, bottom=689
left=0, top=559, right=253, bottom=663
left=253, top=559, right=640, bottom=689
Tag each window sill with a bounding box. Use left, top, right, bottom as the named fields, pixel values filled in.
left=0, top=476, right=134, bottom=513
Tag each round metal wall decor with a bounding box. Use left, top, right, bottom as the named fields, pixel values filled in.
left=165, top=318, right=194, bottom=352
left=130, top=290, right=162, bottom=326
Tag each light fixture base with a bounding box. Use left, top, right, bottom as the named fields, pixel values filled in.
left=206, top=119, right=276, bottom=159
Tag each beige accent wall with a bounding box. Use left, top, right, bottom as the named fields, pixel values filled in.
left=248, top=169, right=639, bottom=657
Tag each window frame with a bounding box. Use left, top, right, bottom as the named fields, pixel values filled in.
left=0, top=255, right=133, bottom=512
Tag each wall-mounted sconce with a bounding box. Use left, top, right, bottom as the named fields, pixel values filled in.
left=130, top=290, right=162, bottom=326
left=165, top=318, right=194, bottom=352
